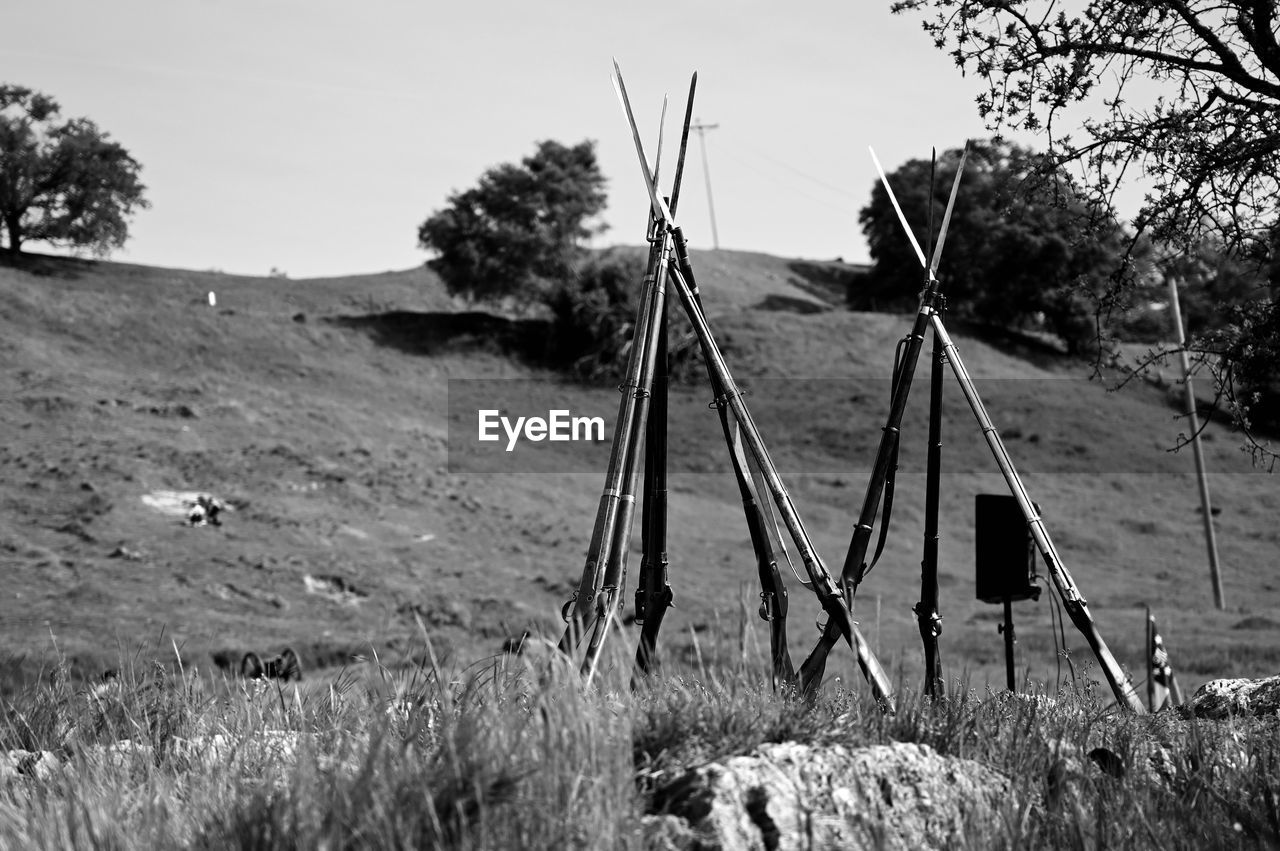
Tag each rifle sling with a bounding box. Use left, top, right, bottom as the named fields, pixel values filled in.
left=866, top=337, right=909, bottom=576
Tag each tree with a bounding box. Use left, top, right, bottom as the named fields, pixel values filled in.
left=894, top=0, right=1280, bottom=457
left=858, top=139, right=1131, bottom=352
left=417, top=140, right=608, bottom=303
left=0, top=85, right=148, bottom=256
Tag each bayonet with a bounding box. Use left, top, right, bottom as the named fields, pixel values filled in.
left=870, top=147, right=926, bottom=268
left=612, top=61, right=676, bottom=227
left=929, top=145, right=968, bottom=277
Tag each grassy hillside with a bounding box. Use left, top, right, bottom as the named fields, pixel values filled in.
left=1, top=250, right=1276, bottom=701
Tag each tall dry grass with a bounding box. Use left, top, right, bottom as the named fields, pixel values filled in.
left=0, top=638, right=1277, bottom=849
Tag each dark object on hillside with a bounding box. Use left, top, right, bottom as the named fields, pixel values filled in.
left=185, top=494, right=224, bottom=527
left=786, top=259, right=873, bottom=309
left=501, top=632, right=531, bottom=655
left=240, top=648, right=303, bottom=682
left=1088, top=746, right=1126, bottom=779
left=1231, top=616, right=1280, bottom=631
left=754, top=294, right=829, bottom=315
left=328, top=310, right=545, bottom=358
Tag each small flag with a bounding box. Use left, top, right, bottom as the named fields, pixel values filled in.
left=1147, top=609, right=1183, bottom=711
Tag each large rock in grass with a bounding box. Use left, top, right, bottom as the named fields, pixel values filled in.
left=648, top=741, right=1010, bottom=851
left=1182, top=675, right=1280, bottom=719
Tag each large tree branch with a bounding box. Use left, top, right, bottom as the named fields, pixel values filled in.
left=1242, top=0, right=1280, bottom=80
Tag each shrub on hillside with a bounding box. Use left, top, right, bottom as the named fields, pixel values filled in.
left=544, top=249, right=699, bottom=383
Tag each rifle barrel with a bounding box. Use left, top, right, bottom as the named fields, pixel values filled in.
left=928, top=312, right=1145, bottom=712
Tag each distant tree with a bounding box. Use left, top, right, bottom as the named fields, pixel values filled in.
left=0, top=85, right=149, bottom=256
left=858, top=139, right=1131, bottom=352
left=1114, top=237, right=1269, bottom=343
left=893, top=0, right=1280, bottom=456
left=417, top=140, right=608, bottom=303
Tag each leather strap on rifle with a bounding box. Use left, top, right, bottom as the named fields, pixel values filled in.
left=867, top=336, right=908, bottom=574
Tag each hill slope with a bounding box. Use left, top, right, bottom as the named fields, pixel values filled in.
left=1, top=251, right=1276, bottom=699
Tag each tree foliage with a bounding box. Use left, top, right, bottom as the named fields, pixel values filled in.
left=0, top=85, right=149, bottom=256
left=858, top=139, right=1130, bottom=351
left=894, top=0, right=1280, bottom=455
left=894, top=0, right=1279, bottom=257
left=1113, top=237, right=1269, bottom=342
left=417, top=140, right=608, bottom=303
left=544, top=248, right=698, bottom=383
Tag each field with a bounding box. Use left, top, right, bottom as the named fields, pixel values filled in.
left=3, top=250, right=1279, bottom=848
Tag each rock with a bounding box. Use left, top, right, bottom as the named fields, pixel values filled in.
left=0, top=750, right=64, bottom=783
left=643, top=814, right=700, bottom=851
left=653, top=741, right=1012, bottom=851
left=1181, top=675, right=1280, bottom=719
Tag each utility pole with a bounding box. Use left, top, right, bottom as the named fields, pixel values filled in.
left=1167, top=275, right=1225, bottom=609
left=691, top=119, right=720, bottom=250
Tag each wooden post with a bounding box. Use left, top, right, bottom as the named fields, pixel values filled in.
left=1166, top=277, right=1225, bottom=610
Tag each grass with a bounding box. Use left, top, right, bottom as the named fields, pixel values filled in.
left=2, top=638, right=1278, bottom=850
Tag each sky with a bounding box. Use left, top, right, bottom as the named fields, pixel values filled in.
left=4, top=1, right=1010, bottom=278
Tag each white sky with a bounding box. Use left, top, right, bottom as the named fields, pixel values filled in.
left=4, top=1, right=1010, bottom=278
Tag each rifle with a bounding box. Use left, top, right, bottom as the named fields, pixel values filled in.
left=578, top=209, right=674, bottom=683
left=917, top=155, right=945, bottom=699
left=613, top=60, right=883, bottom=698
left=800, top=144, right=1144, bottom=712
left=674, top=228, right=796, bottom=687
left=634, top=78, right=694, bottom=680
left=916, top=320, right=945, bottom=698
left=559, top=186, right=671, bottom=670
left=624, top=72, right=795, bottom=687
left=665, top=245, right=888, bottom=700
left=798, top=147, right=967, bottom=696
left=929, top=314, right=1144, bottom=711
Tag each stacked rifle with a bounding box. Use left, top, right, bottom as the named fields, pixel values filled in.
left=559, top=62, right=1145, bottom=713
left=558, top=62, right=890, bottom=700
